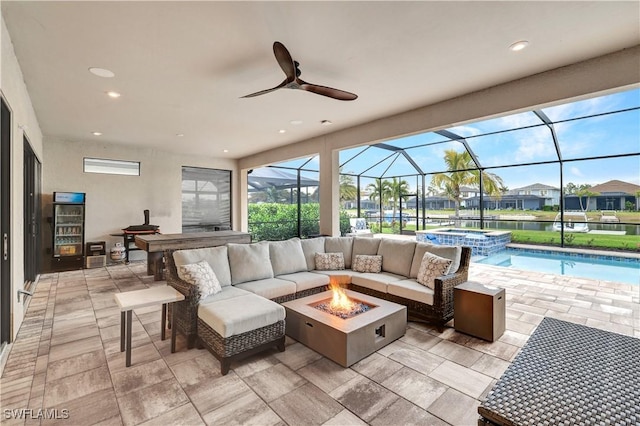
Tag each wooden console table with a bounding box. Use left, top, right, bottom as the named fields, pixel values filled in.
left=135, top=230, right=251, bottom=280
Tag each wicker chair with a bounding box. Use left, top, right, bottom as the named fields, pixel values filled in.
left=350, top=245, right=471, bottom=330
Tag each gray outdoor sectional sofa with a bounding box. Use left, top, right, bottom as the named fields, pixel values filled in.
left=165, top=236, right=471, bottom=374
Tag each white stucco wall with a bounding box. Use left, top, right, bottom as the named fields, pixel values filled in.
left=42, top=138, right=237, bottom=267
left=1, top=16, right=45, bottom=340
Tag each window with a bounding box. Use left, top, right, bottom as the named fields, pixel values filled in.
left=182, top=167, right=231, bottom=233
left=83, top=158, right=140, bottom=176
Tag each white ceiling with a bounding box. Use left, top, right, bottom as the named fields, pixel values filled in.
left=2, top=1, right=639, bottom=160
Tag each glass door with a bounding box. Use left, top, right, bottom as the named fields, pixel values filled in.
left=24, top=137, right=41, bottom=284
left=1, top=97, right=12, bottom=348
left=53, top=204, right=84, bottom=258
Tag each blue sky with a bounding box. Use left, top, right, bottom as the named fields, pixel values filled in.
left=275, top=88, right=640, bottom=191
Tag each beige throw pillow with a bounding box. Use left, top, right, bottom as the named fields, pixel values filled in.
left=315, top=252, right=345, bottom=271
left=352, top=255, right=383, bottom=273
left=416, top=252, right=452, bottom=290
left=179, top=260, right=222, bottom=298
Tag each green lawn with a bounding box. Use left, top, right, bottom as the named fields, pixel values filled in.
left=371, top=224, right=639, bottom=252
left=346, top=208, right=640, bottom=224
left=351, top=208, right=639, bottom=251
left=510, top=230, right=639, bottom=251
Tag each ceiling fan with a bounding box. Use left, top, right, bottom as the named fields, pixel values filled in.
left=241, top=42, right=358, bottom=101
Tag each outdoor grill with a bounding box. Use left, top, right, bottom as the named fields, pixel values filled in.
left=122, top=210, right=159, bottom=233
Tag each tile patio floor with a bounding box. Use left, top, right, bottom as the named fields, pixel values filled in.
left=1, top=261, right=638, bottom=425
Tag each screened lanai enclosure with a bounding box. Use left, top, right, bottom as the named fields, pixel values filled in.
left=248, top=88, right=640, bottom=251
left=247, top=159, right=330, bottom=241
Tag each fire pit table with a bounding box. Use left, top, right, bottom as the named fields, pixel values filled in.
left=282, top=288, right=407, bottom=367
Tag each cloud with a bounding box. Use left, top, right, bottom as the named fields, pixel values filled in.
left=570, top=166, right=584, bottom=177
left=445, top=125, right=483, bottom=137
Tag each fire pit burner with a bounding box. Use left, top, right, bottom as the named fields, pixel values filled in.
left=311, top=298, right=373, bottom=319
left=282, top=289, right=407, bottom=367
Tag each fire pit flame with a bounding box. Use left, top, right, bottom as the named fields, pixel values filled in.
left=313, top=279, right=372, bottom=319
left=330, top=282, right=356, bottom=312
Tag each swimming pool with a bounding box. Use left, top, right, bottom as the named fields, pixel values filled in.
left=475, top=248, right=640, bottom=285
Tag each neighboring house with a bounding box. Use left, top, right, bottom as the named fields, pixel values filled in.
left=564, top=180, right=640, bottom=211
left=405, top=196, right=457, bottom=210
left=465, top=194, right=547, bottom=210
left=447, top=183, right=560, bottom=210
left=459, top=186, right=481, bottom=208
left=513, top=183, right=561, bottom=207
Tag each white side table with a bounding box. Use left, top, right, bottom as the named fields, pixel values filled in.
left=113, top=286, right=185, bottom=367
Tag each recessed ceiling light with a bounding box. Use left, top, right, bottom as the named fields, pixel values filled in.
left=279, top=129, right=286, bottom=134
left=320, top=120, right=333, bottom=126
left=92, top=131, right=103, bottom=136
left=176, top=133, right=184, bottom=137
left=223, top=149, right=229, bottom=153
left=509, top=40, right=529, bottom=52
left=89, top=67, right=115, bottom=78
left=106, top=91, right=121, bottom=98
left=290, top=120, right=303, bottom=125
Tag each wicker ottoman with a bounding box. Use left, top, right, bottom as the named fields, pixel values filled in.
left=197, top=293, right=286, bottom=375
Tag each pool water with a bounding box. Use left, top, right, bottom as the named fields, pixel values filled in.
left=476, top=249, right=640, bottom=285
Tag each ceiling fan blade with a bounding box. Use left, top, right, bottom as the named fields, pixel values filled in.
left=240, top=79, right=288, bottom=98
left=298, top=80, right=358, bottom=101
left=273, top=42, right=296, bottom=81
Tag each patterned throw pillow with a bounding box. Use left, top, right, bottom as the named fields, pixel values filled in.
left=315, top=252, right=345, bottom=271
left=178, top=260, right=222, bottom=298
left=416, top=252, right=452, bottom=289
left=352, top=255, right=383, bottom=273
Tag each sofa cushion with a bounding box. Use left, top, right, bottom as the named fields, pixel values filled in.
left=178, top=260, right=222, bottom=298
left=410, top=243, right=462, bottom=278
left=234, top=277, right=296, bottom=300
left=277, top=271, right=330, bottom=292
left=315, top=252, right=345, bottom=271
left=416, top=252, right=452, bottom=289
left=377, top=239, right=416, bottom=277
left=269, top=238, right=308, bottom=276
left=310, top=270, right=354, bottom=284
left=228, top=242, right=273, bottom=285
left=387, top=279, right=434, bottom=305
left=351, top=237, right=381, bottom=265
left=198, top=293, right=285, bottom=338
left=301, top=238, right=325, bottom=270
left=350, top=271, right=404, bottom=293
left=173, top=246, right=232, bottom=287
left=352, top=255, right=383, bottom=273
left=199, top=285, right=252, bottom=305
left=325, top=237, right=354, bottom=268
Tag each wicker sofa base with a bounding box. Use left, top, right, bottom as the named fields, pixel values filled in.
left=349, top=283, right=454, bottom=330
left=166, top=245, right=470, bottom=348
left=197, top=317, right=285, bottom=375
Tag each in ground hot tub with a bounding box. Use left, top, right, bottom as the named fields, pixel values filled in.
left=416, top=228, right=511, bottom=256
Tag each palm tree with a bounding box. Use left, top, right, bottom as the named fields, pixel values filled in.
left=431, top=150, right=504, bottom=217
left=387, top=177, right=410, bottom=223
left=366, top=178, right=392, bottom=210
left=339, top=172, right=358, bottom=202
left=575, top=188, right=599, bottom=212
